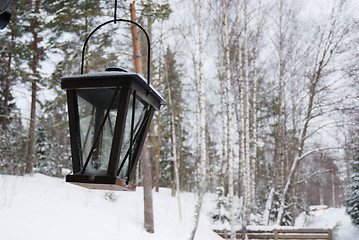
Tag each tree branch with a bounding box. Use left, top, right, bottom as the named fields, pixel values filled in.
left=292, top=169, right=332, bottom=186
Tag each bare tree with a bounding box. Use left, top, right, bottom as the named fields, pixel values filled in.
left=222, top=0, right=236, bottom=239
left=189, top=0, right=207, bottom=239
left=276, top=1, right=351, bottom=224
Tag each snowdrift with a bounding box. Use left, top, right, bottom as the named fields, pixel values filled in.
left=0, top=174, right=222, bottom=240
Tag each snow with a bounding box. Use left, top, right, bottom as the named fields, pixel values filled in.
left=295, top=207, right=359, bottom=240
left=0, top=174, right=222, bottom=240
left=1, top=174, right=359, bottom=240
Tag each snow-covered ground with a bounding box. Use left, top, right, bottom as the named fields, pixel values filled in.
left=295, top=207, right=359, bottom=240
left=0, top=174, right=222, bottom=240
left=1, top=174, right=358, bottom=240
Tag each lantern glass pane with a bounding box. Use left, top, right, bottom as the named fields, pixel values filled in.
left=118, top=94, right=149, bottom=179
left=77, top=89, right=119, bottom=176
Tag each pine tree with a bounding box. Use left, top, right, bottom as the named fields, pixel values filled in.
left=44, top=0, right=114, bottom=76
left=34, top=90, right=71, bottom=177
left=0, top=112, right=27, bottom=175
left=22, top=0, right=50, bottom=174
left=211, top=187, right=230, bottom=224
left=159, top=47, right=193, bottom=190
left=345, top=151, right=359, bottom=225
left=0, top=0, right=26, bottom=130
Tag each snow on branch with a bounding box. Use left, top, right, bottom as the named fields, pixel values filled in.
left=303, top=120, right=356, bottom=141
left=292, top=169, right=332, bottom=186
left=297, top=147, right=347, bottom=163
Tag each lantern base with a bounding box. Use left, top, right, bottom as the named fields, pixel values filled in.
left=66, top=174, right=136, bottom=191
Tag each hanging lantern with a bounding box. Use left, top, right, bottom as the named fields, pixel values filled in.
left=59, top=19, right=165, bottom=191
left=0, top=0, right=17, bottom=30
left=0, top=10, right=11, bottom=29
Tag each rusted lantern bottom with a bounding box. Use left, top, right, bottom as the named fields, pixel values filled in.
left=66, top=175, right=136, bottom=191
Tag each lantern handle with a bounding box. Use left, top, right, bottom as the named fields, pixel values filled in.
left=80, top=19, right=151, bottom=86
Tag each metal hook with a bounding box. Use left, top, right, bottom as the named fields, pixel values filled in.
left=80, top=19, right=151, bottom=86
left=114, top=0, right=117, bottom=23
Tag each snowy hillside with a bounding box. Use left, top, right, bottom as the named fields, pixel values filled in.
left=1, top=174, right=359, bottom=240
left=0, top=174, right=222, bottom=240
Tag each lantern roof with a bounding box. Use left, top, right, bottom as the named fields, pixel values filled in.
left=59, top=69, right=166, bottom=109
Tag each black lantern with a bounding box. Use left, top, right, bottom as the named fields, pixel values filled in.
left=60, top=19, right=165, bottom=191
left=0, top=10, right=11, bottom=30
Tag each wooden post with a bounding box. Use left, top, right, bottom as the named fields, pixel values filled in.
left=274, top=229, right=278, bottom=240
left=129, top=2, right=154, bottom=234
left=130, top=3, right=143, bottom=74
left=328, top=229, right=333, bottom=240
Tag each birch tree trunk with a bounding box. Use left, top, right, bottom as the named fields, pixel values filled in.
left=262, top=187, right=275, bottom=225
left=250, top=0, right=263, bottom=209
left=130, top=3, right=154, bottom=233
left=155, top=21, right=164, bottom=193
left=189, top=0, right=207, bottom=239
left=223, top=1, right=236, bottom=239
left=155, top=110, right=161, bottom=192
left=220, top=77, right=228, bottom=194
left=164, top=62, right=182, bottom=221
left=239, top=0, right=252, bottom=234
left=214, top=0, right=228, bottom=196
left=277, top=0, right=289, bottom=188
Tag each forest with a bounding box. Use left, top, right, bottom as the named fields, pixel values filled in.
left=1, top=0, right=359, bottom=238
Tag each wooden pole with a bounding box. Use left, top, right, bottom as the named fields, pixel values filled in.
left=130, top=3, right=143, bottom=74
left=130, top=2, right=154, bottom=233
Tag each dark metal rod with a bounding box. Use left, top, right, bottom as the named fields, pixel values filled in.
left=107, top=88, right=131, bottom=176
left=127, top=91, right=136, bottom=180
left=92, top=107, right=105, bottom=167
left=80, top=88, right=119, bottom=174
left=80, top=19, right=151, bottom=86
left=67, top=90, right=82, bottom=173
left=114, top=0, right=117, bottom=23
left=128, top=106, right=154, bottom=181
left=117, top=107, right=151, bottom=177
left=108, top=111, right=114, bottom=137
left=116, top=144, right=131, bottom=177
left=82, top=107, right=95, bottom=151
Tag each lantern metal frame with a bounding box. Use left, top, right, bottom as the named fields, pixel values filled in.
left=60, top=18, right=165, bottom=191
left=0, top=10, right=11, bottom=30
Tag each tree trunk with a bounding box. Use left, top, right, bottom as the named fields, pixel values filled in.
left=275, top=17, right=343, bottom=222
left=165, top=61, right=182, bottom=221
left=220, top=77, right=228, bottom=195
left=276, top=82, right=315, bottom=225
left=239, top=0, right=252, bottom=234
left=155, top=21, right=165, bottom=193
left=189, top=0, right=207, bottom=239
left=130, top=3, right=154, bottom=233
left=2, top=53, right=11, bottom=130
left=223, top=1, right=235, bottom=239
left=278, top=0, right=288, bottom=188
left=25, top=81, right=37, bottom=174
left=25, top=0, right=40, bottom=174
left=155, top=110, right=161, bottom=192
left=262, top=187, right=275, bottom=225
left=130, top=3, right=142, bottom=73
left=250, top=0, right=263, bottom=211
